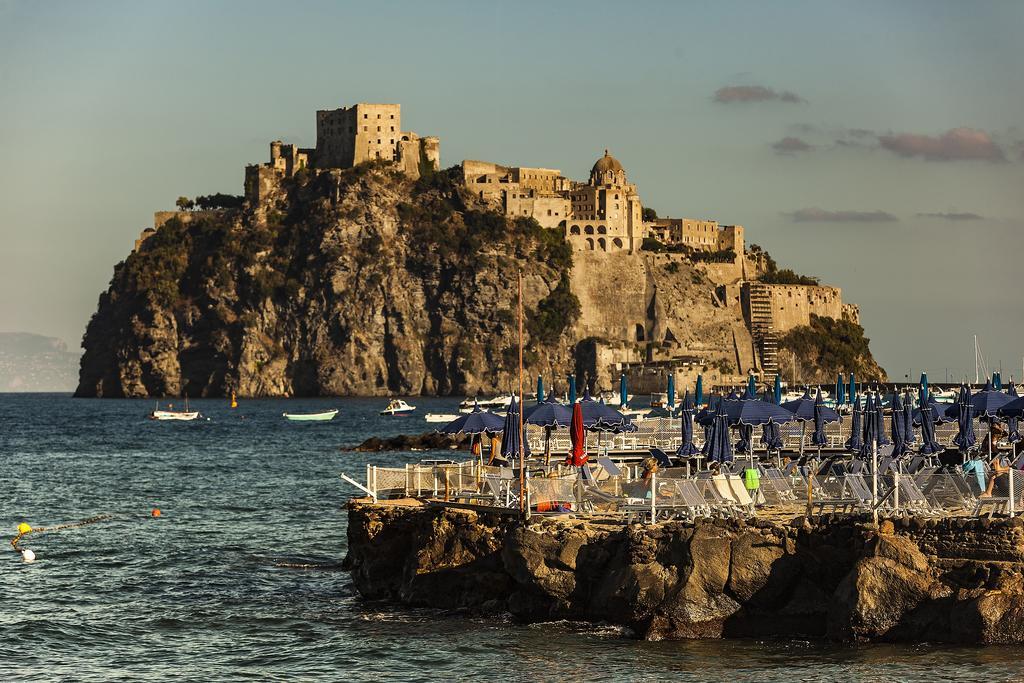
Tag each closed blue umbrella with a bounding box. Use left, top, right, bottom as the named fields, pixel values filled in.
left=810, top=388, right=828, bottom=448
left=890, top=391, right=909, bottom=457
left=736, top=423, right=754, bottom=454
left=667, top=373, right=676, bottom=411
left=902, top=389, right=915, bottom=447
left=952, top=385, right=976, bottom=453
left=994, top=372, right=1002, bottom=390
left=920, top=372, right=928, bottom=399
left=695, top=375, right=704, bottom=408
left=836, top=374, right=845, bottom=406
left=774, top=374, right=783, bottom=405
left=859, top=392, right=878, bottom=460
left=760, top=388, right=784, bottom=450
left=848, top=373, right=856, bottom=407
left=500, top=396, right=529, bottom=460
left=747, top=375, right=757, bottom=400
left=1005, top=383, right=1021, bottom=444
left=917, top=389, right=943, bottom=455
left=676, top=390, right=700, bottom=457
left=536, top=375, right=544, bottom=404
left=619, top=373, right=628, bottom=408
left=873, top=389, right=891, bottom=446
left=568, top=374, right=577, bottom=404
left=705, top=397, right=733, bottom=463
left=845, top=393, right=863, bottom=452
left=700, top=395, right=718, bottom=456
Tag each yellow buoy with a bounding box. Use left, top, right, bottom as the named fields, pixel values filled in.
left=230, top=390, right=238, bottom=409
left=17, top=522, right=32, bottom=535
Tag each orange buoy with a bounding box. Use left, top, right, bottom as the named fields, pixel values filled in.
left=151, top=508, right=162, bottom=518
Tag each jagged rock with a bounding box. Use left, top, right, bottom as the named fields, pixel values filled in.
left=345, top=503, right=1024, bottom=643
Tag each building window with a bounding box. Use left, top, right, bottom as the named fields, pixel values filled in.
left=364, top=114, right=368, bottom=119
left=377, top=114, right=381, bottom=119
left=390, top=114, right=394, bottom=119
left=377, top=126, right=381, bottom=132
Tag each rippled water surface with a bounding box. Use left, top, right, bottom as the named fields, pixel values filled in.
left=3, top=394, right=1024, bottom=681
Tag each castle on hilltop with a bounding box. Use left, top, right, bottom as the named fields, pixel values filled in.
left=244, top=103, right=440, bottom=205
left=136, top=101, right=860, bottom=380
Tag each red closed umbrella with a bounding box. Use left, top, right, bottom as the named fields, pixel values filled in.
left=569, top=402, right=587, bottom=466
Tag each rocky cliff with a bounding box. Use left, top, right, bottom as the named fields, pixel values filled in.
left=345, top=503, right=1024, bottom=643
left=77, top=165, right=581, bottom=397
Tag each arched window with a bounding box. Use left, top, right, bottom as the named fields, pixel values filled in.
left=635, top=324, right=645, bottom=342
left=613, top=237, right=623, bottom=249
left=585, top=238, right=595, bottom=250
left=584, top=225, right=594, bottom=235
left=597, top=225, right=607, bottom=234
left=570, top=225, right=581, bottom=235
left=598, top=237, right=607, bottom=251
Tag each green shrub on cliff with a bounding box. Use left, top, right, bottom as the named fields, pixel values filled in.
left=760, top=268, right=820, bottom=286
left=527, top=272, right=580, bottom=345
left=780, top=314, right=880, bottom=379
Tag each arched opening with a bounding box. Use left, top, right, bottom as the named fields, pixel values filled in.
left=570, top=225, right=581, bottom=235
left=612, top=237, right=623, bottom=249
left=585, top=238, right=595, bottom=250
left=597, top=225, right=607, bottom=234
left=635, top=324, right=645, bottom=342
left=584, top=225, right=594, bottom=235
left=597, top=237, right=607, bottom=251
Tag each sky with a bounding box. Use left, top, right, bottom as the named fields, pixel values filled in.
left=1, top=0, right=1022, bottom=383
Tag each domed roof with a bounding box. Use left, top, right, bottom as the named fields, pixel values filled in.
left=591, top=149, right=624, bottom=174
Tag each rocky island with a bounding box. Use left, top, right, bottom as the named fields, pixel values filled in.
left=76, top=102, right=883, bottom=398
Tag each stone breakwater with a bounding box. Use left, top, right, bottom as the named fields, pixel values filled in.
left=344, top=502, right=1024, bottom=643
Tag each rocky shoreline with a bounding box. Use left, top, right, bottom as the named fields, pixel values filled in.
left=344, top=501, right=1024, bottom=643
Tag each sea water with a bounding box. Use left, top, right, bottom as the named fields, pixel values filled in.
left=2, top=394, right=1022, bottom=682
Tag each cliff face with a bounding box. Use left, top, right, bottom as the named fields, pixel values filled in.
left=344, top=503, right=1024, bottom=644
left=76, top=166, right=577, bottom=397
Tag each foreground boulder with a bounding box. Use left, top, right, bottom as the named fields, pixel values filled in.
left=344, top=503, right=1024, bottom=643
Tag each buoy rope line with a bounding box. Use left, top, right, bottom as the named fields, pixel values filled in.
left=11, top=515, right=113, bottom=552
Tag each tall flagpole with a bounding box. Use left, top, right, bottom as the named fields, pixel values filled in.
left=518, top=269, right=526, bottom=516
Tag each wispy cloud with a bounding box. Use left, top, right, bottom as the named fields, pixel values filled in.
left=877, top=127, right=1005, bottom=162
left=772, top=136, right=813, bottom=155
left=787, top=208, right=898, bottom=223
left=916, top=212, right=985, bottom=221
left=713, top=85, right=804, bottom=104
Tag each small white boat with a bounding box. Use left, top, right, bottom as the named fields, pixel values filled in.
left=425, top=413, right=459, bottom=423
left=283, top=409, right=338, bottom=422
left=381, top=399, right=416, bottom=416
left=150, top=398, right=200, bottom=421
left=458, top=394, right=515, bottom=413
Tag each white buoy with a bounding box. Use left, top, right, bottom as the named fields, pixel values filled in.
left=21, top=548, right=36, bottom=563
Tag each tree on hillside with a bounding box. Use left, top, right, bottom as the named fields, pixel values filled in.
left=642, top=207, right=658, bottom=222
left=175, top=196, right=195, bottom=212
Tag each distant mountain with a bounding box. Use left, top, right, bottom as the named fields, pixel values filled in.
left=0, top=332, right=81, bottom=392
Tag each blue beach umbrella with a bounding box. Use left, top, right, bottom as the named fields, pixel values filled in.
left=810, top=389, right=828, bottom=448
left=845, top=393, right=863, bottom=452
left=536, top=375, right=544, bottom=404
left=783, top=387, right=840, bottom=457
left=1004, top=383, right=1021, bottom=444
left=836, top=374, right=845, bottom=406
left=890, top=391, right=909, bottom=457
left=704, top=398, right=733, bottom=463
left=578, top=388, right=633, bottom=432
left=619, top=373, right=628, bottom=408
left=700, top=395, right=719, bottom=456
left=994, top=372, right=1002, bottom=390
left=848, top=373, right=856, bottom=407
left=676, top=390, right=701, bottom=458
left=695, top=375, right=704, bottom=408
left=902, top=389, right=915, bottom=447
left=774, top=374, right=783, bottom=405
left=760, top=388, right=784, bottom=450
left=568, top=374, right=577, bottom=404
left=859, top=393, right=880, bottom=460
left=736, top=423, right=754, bottom=454
left=524, top=396, right=572, bottom=428
left=437, top=401, right=505, bottom=437
left=917, top=390, right=943, bottom=455
left=947, top=379, right=1011, bottom=420
left=873, top=390, right=891, bottom=447
left=500, top=396, right=529, bottom=461
left=952, top=385, right=977, bottom=453
left=667, top=373, right=676, bottom=411
left=920, top=372, right=928, bottom=399
left=747, top=375, right=757, bottom=400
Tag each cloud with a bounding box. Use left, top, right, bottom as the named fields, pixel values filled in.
left=916, top=212, right=985, bottom=221
left=772, top=136, right=813, bottom=154
left=877, top=127, right=1005, bottom=162
left=713, top=85, right=804, bottom=104
left=787, top=208, right=898, bottom=223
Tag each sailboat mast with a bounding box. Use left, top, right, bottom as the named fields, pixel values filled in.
left=975, top=335, right=979, bottom=385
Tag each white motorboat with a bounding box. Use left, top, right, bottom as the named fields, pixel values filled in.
left=458, top=394, right=515, bottom=413
left=283, top=409, right=338, bottom=422
left=150, top=398, right=200, bottom=421
left=424, top=412, right=459, bottom=423
left=380, top=399, right=416, bottom=416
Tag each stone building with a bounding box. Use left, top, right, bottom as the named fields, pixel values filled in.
left=245, top=102, right=440, bottom=205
